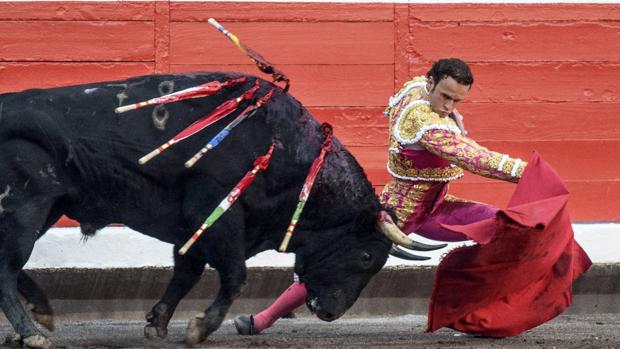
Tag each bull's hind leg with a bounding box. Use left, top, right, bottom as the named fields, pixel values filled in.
left=17, top=210, right=63, bottom=333
left=0, top=197, right=56, bottom=349
left=145, top=250, right=207, bottom=339
left=0, top=140, right=64, bottom=349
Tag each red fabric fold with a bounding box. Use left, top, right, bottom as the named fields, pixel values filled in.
left=438, top=217, right=495, bottom=244
left=427, top=152, right=592, bottom=337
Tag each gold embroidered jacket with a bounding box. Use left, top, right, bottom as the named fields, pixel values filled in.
left=385, top=76, right=527, bottom=183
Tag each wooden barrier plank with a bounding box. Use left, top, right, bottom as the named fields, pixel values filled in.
left=171, top=2, right=393, bottom=22
left=0, top=21, right=154, bottom=62
left=348, top=141, right=620, bottom=183
left=0, top=63, right=155, bottom=93
left=372, top=180, right=620, bottom=222
left=394, top=4, right=413, bottom=89
left=154, top=1, right=171, bottom=73
left=307, top=102, right=620, bottom=143
left=169, top=22, right=394, bottom=65
left=409, top=22, right=620, bottom=62
left=410, top=63, right=620, bottom=103
left=446, top=180, right=620, bottom=222
left=562, top=181, right=620, bottom=221
left=56, top=216, right=79, bottom=228
left=409, top=4, right=620, bottom=22
left=0, top=2, right=154, bottom=21
left=459, top=102, right=620, bottom=141
left=309, top=107, right=387, bottom=129
left=333, top=126, right=386, bottom=147
left=170, top=64, right=394, bottom=107
left=334, top=119, right=620, bottom=148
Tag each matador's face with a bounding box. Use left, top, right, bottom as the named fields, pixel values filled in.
left=427, top=76, right=470, bottom=117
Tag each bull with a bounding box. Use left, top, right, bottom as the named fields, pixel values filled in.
left=0, top=72, right=442, bottom=348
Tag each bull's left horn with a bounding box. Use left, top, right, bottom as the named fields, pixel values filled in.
left=377, top=211, right=446, bottom=251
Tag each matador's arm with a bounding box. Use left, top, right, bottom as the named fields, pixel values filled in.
left=418, top=129, right=527, bottom=183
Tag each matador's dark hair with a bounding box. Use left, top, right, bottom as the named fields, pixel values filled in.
left=426, top=58, right=474, bottom=87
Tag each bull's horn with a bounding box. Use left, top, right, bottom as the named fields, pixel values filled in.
left=389, top=245, right=430, bottom=261
left=377, top=214, right=447, bottom=251
left=397, top=231, right=448, bottom=252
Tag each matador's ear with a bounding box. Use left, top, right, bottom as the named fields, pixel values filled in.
left=426, top=76, right=435, bottom=93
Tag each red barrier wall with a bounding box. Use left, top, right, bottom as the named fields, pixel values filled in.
left=1, top=2, right=618, bottom=222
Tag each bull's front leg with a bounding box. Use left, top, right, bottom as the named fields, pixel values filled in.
left=184, top=252, right=246, bottom=346
left=145, top=250, right=207, bottom=339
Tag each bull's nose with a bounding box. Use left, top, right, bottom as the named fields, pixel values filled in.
left=318, top=311, right=336, bottom=322
left=307, top=296, right=319, bottom=313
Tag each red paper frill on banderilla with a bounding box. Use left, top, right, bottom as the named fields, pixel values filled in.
left=426, top=152, right=592, bottom=338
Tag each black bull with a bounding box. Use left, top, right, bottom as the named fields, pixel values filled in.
left=0, top=72, right=395, bottom=347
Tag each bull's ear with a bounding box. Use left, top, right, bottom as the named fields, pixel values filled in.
left=352, top=208, right=380, bottom=234
left=373, top=208, right=398, bottom=233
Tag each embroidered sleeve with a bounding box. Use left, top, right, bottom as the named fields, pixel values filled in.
left=418, top=129, right=527, bottom=182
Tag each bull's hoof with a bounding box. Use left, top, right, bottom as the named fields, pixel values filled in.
left=144, top=324, right=167, bottom=339
left=23, top=335, right=52, bottom=349
left=4, top=333, right=22, bottom=348
left=234, top=315, right=257, bottom=335
left=26, top=303, right=55, bottom=332
left=32, top=314, right=55, bottom=332
left=144, top=303, right=171, bottom=340
left=184, top=313, right=208, bottom=347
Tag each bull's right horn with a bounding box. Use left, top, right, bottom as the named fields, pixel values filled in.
left=389, top=245, right=431, bottom=261
left=377, top=211, right=447, bottom=251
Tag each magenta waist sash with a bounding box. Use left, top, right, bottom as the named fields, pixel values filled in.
left=400, top=148, right=452, bottom=169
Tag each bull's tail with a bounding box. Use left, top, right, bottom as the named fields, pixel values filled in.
left=0, top=107, right=71, bottom=166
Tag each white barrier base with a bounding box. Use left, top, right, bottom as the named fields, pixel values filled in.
left=24, top=223, right=619, bottom=269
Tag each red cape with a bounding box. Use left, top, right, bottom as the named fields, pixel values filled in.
left=426, top=153, right=592, bottom=337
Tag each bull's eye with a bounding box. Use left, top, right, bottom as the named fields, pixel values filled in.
left=361, top=251, right=372, bottom=264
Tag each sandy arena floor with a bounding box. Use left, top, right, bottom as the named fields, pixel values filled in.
left=2, top=313, right=619, bottom=349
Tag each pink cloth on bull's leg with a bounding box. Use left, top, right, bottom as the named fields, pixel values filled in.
left=252, top=281, right=307, bottom=332
left=408, top=197, right=498, bottom=242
